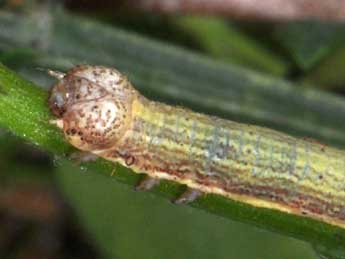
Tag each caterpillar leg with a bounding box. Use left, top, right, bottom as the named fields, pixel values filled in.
left=173, top=189, right=202, bottom=204
left=69, top=151, right=99, bottom=163
left=135, top=176, right=160, bottom=191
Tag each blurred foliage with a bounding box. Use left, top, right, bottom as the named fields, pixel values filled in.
left=302, top=45, right=345, bottom=91
left=273, top=22, right=345, bottom=71
left=0, top=133, right=101, bottom=259
left=2, top=1, right=345, bottom=259
left=172, top=16, right=289, bottom=75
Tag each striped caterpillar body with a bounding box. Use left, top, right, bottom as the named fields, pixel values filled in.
left=49, top=65, right=345, bottom=229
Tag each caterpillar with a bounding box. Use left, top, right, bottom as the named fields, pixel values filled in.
left=49, top=65, right=345, bottom=229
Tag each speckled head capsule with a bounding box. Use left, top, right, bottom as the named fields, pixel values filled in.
left=49, top=65, right=137, bottom=151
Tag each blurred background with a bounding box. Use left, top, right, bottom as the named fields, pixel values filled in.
left=2, top=0, right=345, bottom=258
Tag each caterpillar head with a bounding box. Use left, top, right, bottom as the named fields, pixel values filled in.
left=49, top=65, right=137, bottom=151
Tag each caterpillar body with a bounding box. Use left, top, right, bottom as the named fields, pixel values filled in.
left=49, top=65, right=345, bottom=229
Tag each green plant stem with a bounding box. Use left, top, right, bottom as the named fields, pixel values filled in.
left=0, top=63, right=68, bottom=153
